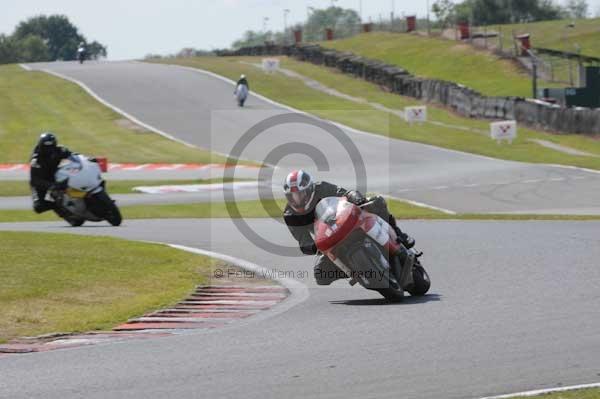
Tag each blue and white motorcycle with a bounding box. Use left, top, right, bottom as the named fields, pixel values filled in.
left=234, top=83, right=249, bottom=107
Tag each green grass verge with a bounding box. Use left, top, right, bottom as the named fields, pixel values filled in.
left=0, top=199, right=286, bottom=222
left=149, top=56, right=600, bottom=170
left=0, top=231, right=217, bottom=342
left=0, top=178, right=238, bottom=197
left=319, top=32, right=563, bottom=97
left=509, top=388, right=600, bottom=399
left=1, top=198, right=599, bottom=223
left=0, top=64, right=229, bottom=164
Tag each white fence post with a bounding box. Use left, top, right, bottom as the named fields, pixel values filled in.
left=404, top=106, right=427, bottom=124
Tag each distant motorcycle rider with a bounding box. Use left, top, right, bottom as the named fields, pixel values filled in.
left=29, top=132, right=72, bottom=214
left=77, top=42, right=87, bottom=61
left=282, top=170, right=415, bottom=285
left=236, top=74, right=249, bottom=90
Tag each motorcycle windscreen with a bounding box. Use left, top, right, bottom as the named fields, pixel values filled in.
left=314, top=197, right=360, bottom=252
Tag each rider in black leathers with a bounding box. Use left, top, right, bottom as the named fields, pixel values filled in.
left=29, top=132, right=72, bottom=214
left=282, top=170, right=415, bottom=285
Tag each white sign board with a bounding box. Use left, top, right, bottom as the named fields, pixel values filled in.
left=490, top=120, right=517, bottom=143
left=262, top=58, right=280, bottom=73
left=404, top=106, right=427, bottom=123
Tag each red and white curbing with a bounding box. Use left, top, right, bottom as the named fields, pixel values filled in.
left=0, top=163, right=258, bottom=173
left=0, top=284, right=287, bottom=355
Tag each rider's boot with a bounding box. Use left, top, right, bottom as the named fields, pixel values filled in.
left=388, top=215, right=415, bottom=249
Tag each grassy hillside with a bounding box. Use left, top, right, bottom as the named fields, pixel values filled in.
left=320, top=32, right=561, bottom=98
left=149, top=56, right=600, bottom=170
left=0, top=64, right=227, bottom=164
left=494, top=17, right=600, bottom=57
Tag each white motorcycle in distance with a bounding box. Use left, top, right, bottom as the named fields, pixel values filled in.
left=53, top=154, right=122, bottom=227
left=235, top=83, right=248, bottom=107
left=77, top=46, right=86, bottom=64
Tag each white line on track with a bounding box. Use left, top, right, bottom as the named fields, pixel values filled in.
left=478, top=381, right=600, bottom=399
left=383, top=195, right=457, bottom=215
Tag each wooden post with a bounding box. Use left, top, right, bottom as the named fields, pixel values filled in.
left=498, top=26, right=503, bottom=52
left=569, top=58, right=574, bottom=86
left=484, top=25, right=488, bottom=48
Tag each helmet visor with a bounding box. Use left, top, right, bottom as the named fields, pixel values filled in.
left=285, top=186, right=315, bottom=212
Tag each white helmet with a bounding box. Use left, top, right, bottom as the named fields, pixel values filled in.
left=283, top=170, right=316, bottom=214
left=240, top=74, right=246, bottom=79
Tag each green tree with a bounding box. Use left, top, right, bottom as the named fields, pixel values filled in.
left=453, top=0, right=565, bottom=24
left=87, top=40, right=108, bottom=60
left=232, top=30, right=274, bottom=49
left=304, top=7, right=361, bottom=41
left=11, top=14, right=108, bottom=61
left=16, top=35, right=50, bottom=62
left=566, top=0, right=589, bottom=18
left=0, top=34, right=20, bottom=64
left=432, top=0, right=457, bottom=28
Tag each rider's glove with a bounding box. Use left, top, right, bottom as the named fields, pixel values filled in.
left=51, top=179, right=69, bottom=192
left=300, top=242, right=318, bottom=255
left=346, top=190, right=367, bottom=206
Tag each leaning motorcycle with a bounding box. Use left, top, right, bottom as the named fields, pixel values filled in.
left=52, top=154, right=122, bottom=227
left=313, top=196, right=430, bottom=301
left=235, top=83, right=248, bottom=107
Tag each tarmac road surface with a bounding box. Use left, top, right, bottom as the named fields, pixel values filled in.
left=0, top=219, right=598, bottom=399
left=20, top=61, right=600, bottom=215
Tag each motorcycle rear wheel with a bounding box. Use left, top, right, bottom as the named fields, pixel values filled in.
left=66, top=217, right=85, bottom=227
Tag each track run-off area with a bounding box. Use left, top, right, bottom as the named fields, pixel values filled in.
left=0, top=61, right=599, bottom=399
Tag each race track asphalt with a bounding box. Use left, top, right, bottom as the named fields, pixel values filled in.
left=21, top=60, right=600, bottom=215
left=0, top=219, right=599, bottom=399
left=1, top=61, right=597, bottom=399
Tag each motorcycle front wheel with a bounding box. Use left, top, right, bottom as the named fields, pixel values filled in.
left=89, top=191, right=122, bottom=226
left=105, top=201, right=122, bottom=226
left=406, top=264, right=431, bottom=296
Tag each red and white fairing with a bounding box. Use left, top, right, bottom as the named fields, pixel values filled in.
left=314, top=197, right=400, bottom=261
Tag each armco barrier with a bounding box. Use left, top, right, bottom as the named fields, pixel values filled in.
left=219, top=44, right=600, bottom=135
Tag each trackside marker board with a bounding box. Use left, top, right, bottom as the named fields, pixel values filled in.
left=490, top=120, right=517, bottom=143
left=262, top=58, right=280, bottom=73
left=405, top=106, right=427, bottom=123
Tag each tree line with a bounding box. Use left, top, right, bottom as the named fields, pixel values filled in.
left=0, top=15, right=107, bottom=64
left=433, top=0, right=590, bottom=28
left=230, top=0, right=591, bottom=49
